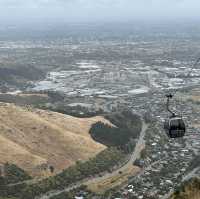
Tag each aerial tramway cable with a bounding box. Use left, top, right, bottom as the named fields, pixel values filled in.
left=164, top=57, right=200, bottom=138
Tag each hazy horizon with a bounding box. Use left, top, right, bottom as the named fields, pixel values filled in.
left=0, top=0, right=200, bottom=24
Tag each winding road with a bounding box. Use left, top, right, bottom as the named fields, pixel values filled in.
left=37, top=119, right=149, bottom=199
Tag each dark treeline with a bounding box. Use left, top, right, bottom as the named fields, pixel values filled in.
left=0, top=163, right=31, bottom=186
left=1, top=148, right=125, bottom=199
left=90, top=122, right=132, bottom=147
left=90, top=110, right=142, bottom=149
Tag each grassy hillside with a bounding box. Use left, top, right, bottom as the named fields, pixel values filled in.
left=0, top=108, right=142, bottom=199
left=0, top=103, right=112, bottom=177
left=171, top=178, right=200, bottom=199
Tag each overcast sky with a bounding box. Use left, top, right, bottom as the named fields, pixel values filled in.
left=0, top=0, right=199, bottom=23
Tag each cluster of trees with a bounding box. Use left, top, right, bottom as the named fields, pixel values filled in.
left=2, top=148, right=125, bottom=199
left=0, top=164, right=31, bottom=198
left=2, top=164, right=31, bottom=185
left=36, top=102, right=104, bottom=118
left=0, top=65, right=45, bottom=89
left=90, top=122, right=131, bottom=147
left=0, top=163, right=31, bottom=192
left=90, top=110, right=142, bottom=150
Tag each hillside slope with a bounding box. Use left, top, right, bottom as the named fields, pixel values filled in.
left=0, top=103, right=111, bottom=177
left=170, top=178, right=200, bottom=199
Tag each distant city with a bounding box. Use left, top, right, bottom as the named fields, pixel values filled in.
left=0, top=22, right=200, bottom=199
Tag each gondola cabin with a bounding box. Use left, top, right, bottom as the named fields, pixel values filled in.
left=164, top=116, right=186, bottom=138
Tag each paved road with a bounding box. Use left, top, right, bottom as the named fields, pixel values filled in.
left=37, top=119, right=149, bottom=199
left=182, top=167, right=199, bottom=182
left=84, top=120, right=148, bottom=186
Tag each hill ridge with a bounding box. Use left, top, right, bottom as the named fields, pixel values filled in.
left=0, top=102, right=110, bottom=177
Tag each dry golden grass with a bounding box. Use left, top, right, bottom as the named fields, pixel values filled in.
left=0, top=134, right=46, bottom=171
left=171, top=179, right=200, bottom=199
left=18, top=93, right=49, bottom=98
left=0, top=103, right=110, bottom=177
left=86, top=166, right=141, bottom=194
left=172, top=192, right=200, bottom=199
left=190, top=95, right=200, bottom=102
